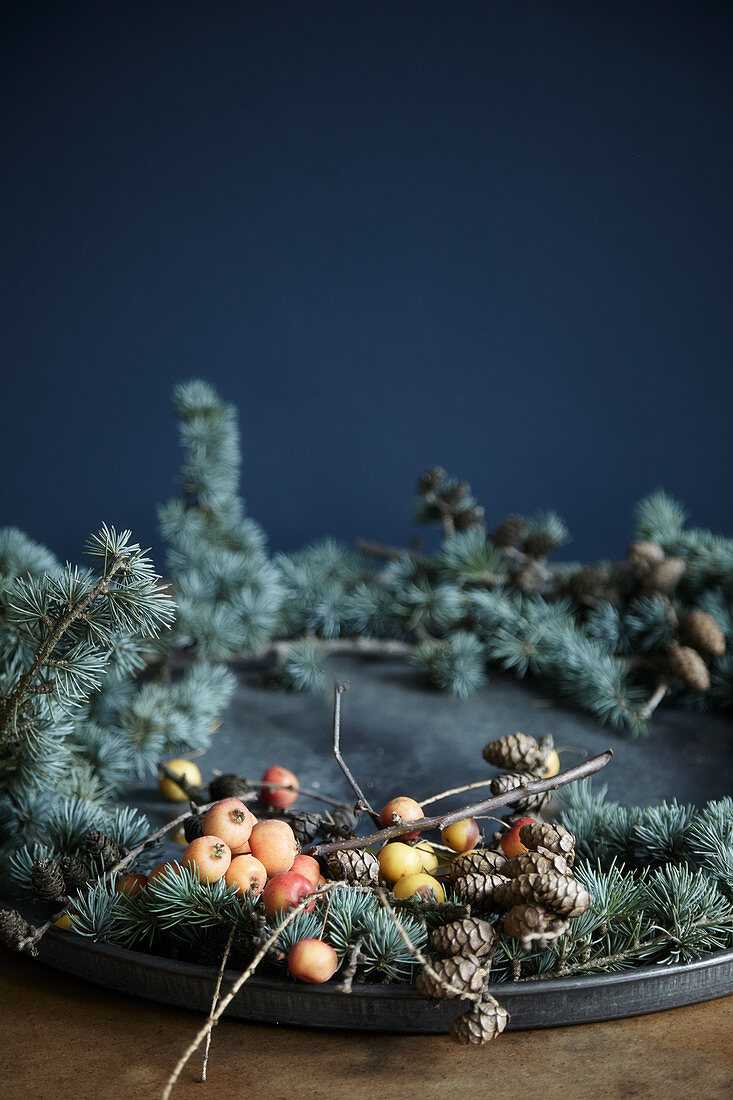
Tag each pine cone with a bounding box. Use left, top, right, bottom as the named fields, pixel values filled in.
left=209, top=773, right=251, bottom=801
left=450, top=849, right=508, bottom=881
left=523, top=532, right=562, bottom=559
left=518, top=821, right=575, bottom=865
left=512, top=562, right=546, bottom=593
left=566, top=565, right=612, bottom=601
left=326, top=849, right=379, bottom=886
left=453, top=871, right=509, bottom=909
left=31, top=857, right=67, bottom=904
left=643, top=557, right=686, bottom=592
left=525, top=872, right=591, bottom=918
left=450, top=998, right=509, bottom=1044
left=417, top=467, right=446, bottom=494
left=492, top=876, right=537, bottom=911
left=491, top=515, right=527, bottom=549
left=668, top=643, right=710, bottom=692
left=414, top=954, right=488, bottom=1000
left=482, top=732, right=544, bottom=772
left=58, top=855, right=90, bottom=895
left=84, top=830, right=125, bottom=870
left=441, top=481, right=471, bottom=507
left=490, top=771, right=549, bottom=813
left=454, top=505, right=485, bottom=532
left=678, top=610, right=726, bottom=658
left=504, top=847, right=570, bottom=879
left=503, top=904, right=570, bottom=949
left=0, top=908, right=34, bottom=951
left=430, top=918, right=496, bottom=958
left=288, top=812, right=323, bottom=846
left=629, top=540, right=665, bottom=569
left=320, top=806, right=359, bottom=840
left=184, top=811, right=205, bottom=843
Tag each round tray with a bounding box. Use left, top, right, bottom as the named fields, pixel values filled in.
left=37, top=929, right=733, bottom=1032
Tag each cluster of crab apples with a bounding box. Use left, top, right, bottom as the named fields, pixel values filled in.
left=127, top=762, right=539, bottom=984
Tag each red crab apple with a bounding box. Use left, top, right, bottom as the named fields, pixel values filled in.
left=116, top=873, right=148, bottom=897
left=260, top=765, right=300, bottom=810
left=262, top=872, right=316, bottom=917
left=224, top=854, right=268, bottom=898
left=379, top=796, right=425, bottom=840
left=148, top=861, right=180, bottom=884
left=248, top=819, right=298, bottom=875
left=288, top=939, right=339, bottom=983
left=441, top=817, right=480, bottom=853
left=202, top=798, right=256, bottom=854
left=182, top=836, right=232, bottom=883
left=499, top=817, right=536, bottom=858
left=290, top=853, right=321, bottom=889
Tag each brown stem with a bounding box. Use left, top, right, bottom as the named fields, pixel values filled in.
left=309, top=750, right=613, bottom=858
left=269, top=637, right=416, bottom=661
left=331, top=683, right=381, bottom=827
left=419, top=777, right=496, bottom=808
left=641, top=681, right=669, bottom=720
left=200, top=924, right=235, bottom=1082
left=336, top=934, right=364, bottom=994
left=356, top=539, right=427, bottom=564
left=210, top=769, right=355, bottom=811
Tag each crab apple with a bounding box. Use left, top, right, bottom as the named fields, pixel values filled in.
left=441, top=817, right=480, bottom=853
left=379, top=796, right=425, bottom=840
left=116, top=873, right=148, bottom=897
left=202, top=798, right=256, bottom=854
left=542, top=750, right=561, bottom=778
left=378, top=842, right=423, bottom=885
left=248, top=819, right=298, bottom=875
left=224, top=854, right=268, bottom=898
left=415, top=840, right=440, bottom=873
left=157, top=758, right=202, bottom=802
left=54, top=913, right=75, bottom=931
left=148, top=861, right=180, bottom=884
left=262, top=872, right=316, bottom=917
left=288, top=938, right=339, bottom=983
left=392, top=872, right=445, bottom=902
left=290, top=853, right=321, bottom=889
left=499, top=817, right=536, bottom=858
left=260, top=765, right=300, bottom=810
left=183, top=836, right=232, bottom=883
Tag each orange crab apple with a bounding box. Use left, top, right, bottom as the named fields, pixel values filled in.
left=499, top=817, right=536, bottom=858
left=260, top=765, right=300, bottom=810
left=224, top=854, right=268, bottom=898
left=248, top=819, right=298, bottom=875
left=441, top=817, right=480, bottom=853
left=290, top=853, right=321, bottom=889
left=116, top=873, right=148, bottom=897
left=288, top=939, right=339, bottom=983
left=148, top=861, right=180, bottom=884
left=262, top=871, right=316, bottom=917
left=379, top=796, right=425, bottom=840
left=182, top=836, right=232, bottom=883
left=202, top=798, right=256, bottom=854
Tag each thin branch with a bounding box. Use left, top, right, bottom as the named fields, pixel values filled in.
left=356, top=539, right=428, bottom=565
left=641, top=681, right=670, bottom=720
left=336, top=935, right=364, bottom=993
left=309, top=750, right=613, bottom=858
left=268, top=636, right=416, bottom=661
left=331, top=682, right=381, bottom=827
left=200, top=925, right=236, bottom=1083
left=419, top=777, right=497, bottom=809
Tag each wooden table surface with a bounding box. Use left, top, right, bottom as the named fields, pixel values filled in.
left=1, top=949, right=731, bottom=1100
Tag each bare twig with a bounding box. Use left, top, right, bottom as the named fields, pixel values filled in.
left=331, top=683, right=381, bottom=827
left=419, top=777, right=497, bottom=808
left=336, top=935, right=364, bottom=993
left=641, top=681, right=670, bottom=720
left=309, top=750, right=613, bottom=858
left=268, top=637, right=416, bottom=661
left=200, top=925, right=236, bottom=1082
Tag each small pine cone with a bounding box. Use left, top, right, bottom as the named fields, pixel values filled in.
left=642, top=557, right=686, bottom=592
left=417, top=466, right=446, bottom=494
left=668, top=643, right=711, bottom=692
left=454, top=505, right=485, bottom=532
left=491, top=515, right=527, bottom=549
left=209, top=774, right=250, bottom=801
left=512, top=562, right=546, bottom=593
left=84, top=830, right=125, bottom=870
left=527, top=872, right=592, bottom=918
left=414, top=954, right=488, bottom=1000
left=490, top=771, right=549, bottom=813
left=288, top=812, right=323, bottom=846
left=58, top=855, right=90, bottom=895
left=504, top=847, right=570, bottom=879
left=523, top=531, right=562, bottom=559
left=430, top=918, right=496, bottom=958
left=0, top=907, right=34, bottom=951
left=519, top=821, right=575, bottom=865
left=453, top=871, right=509, bottom=910
left=441, top=480, right=471, bottom=507
left=31, top=857, right=67, bottom=904
left=629, top=540, right=665, bottom=569
left=678, top=610, right=726, bottom=658
left=184, top=811, right=205, bottom=843
left=326, top=848, right=379, bottom=885
left=450, top=849, right=508, bottom=881
left=503, top=904, right=570, bottom=949
left=482, top=731, right=543, bottom=772
left=492, top=876, right=537, bottom=911
left=566, top=565, right=612, bottom=601
left=450, top=998, right=509, bottom=1044
left=320, top=806, right=359, bottom=840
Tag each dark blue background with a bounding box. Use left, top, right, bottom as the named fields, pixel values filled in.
left=2, top=1, right=732, bottom=568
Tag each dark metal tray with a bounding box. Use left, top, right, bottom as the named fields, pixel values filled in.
left=37, top=929, right=733, bottom=1031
